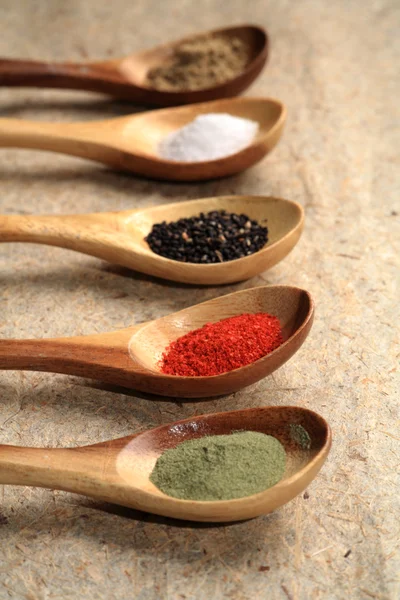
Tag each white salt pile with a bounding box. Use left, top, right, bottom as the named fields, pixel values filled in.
left=158, top=113, right=259, bottom=163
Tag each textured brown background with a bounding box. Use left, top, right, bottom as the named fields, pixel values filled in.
left=0, top=0, right=399, bottom=598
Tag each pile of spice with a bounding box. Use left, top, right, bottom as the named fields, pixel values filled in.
left=150, top=431, right=286, bottom=501
left=146, top=34, right=250, bottom=92
left=158, top=113, right=259, bottom=162
left=160, top=313, right=283, bottom=377
left=145, top=209, right=268, bottom=264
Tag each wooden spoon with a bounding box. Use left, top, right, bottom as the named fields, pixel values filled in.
left=0, top=97, right=286, bottom=180
left=0, top=406, right=331, bottom=522
left=0, top=286, right=313, bottom=398
left=0, top=25, right=268, bottom=105
left=0, top=196, right=304, bottom=285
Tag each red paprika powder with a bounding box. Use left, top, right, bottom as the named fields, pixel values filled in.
left=161, top=313, right=283, bottom=377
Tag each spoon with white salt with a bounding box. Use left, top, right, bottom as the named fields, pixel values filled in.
left=0, top=97, right=286, bottom=180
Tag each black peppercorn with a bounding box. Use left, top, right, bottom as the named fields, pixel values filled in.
left=145, top=210, right=268, bottom=264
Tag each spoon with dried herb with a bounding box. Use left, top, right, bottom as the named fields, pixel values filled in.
left=0, top=406, right=331, bottom=522
left=0, top=25, right=268, bottom=105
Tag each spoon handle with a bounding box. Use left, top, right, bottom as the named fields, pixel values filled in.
left=0, top=330, right=139, bottom=388
left=0, top=444, right=84, bottom=487
left=0, top=58, right=138, bottom=98
left=0, top=213, right=112, bottom=248
left=0, top=212, right=147, bottom=273
left=0, top=117, right=122, bottom=167
left=0, top=214, right=79, bottom=244
left=0, top=443, right=119, bottom=505
left=0, top=117, right=79, bottom=151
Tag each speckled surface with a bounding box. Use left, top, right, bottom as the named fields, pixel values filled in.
left=0, top=1, right=399, bottom=598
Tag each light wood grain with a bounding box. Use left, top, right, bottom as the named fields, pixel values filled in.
left=0, top=406, right=331, bottom=522
left=0, top=196, right=303, bottom=285
left=0, top=97, right=286, bottom=180
left=0, top=286, right=314, bottom=397
left=0, top=25, right=268, bottom=105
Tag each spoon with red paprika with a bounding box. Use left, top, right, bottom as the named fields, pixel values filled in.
left=0, top=286, right=313, bottom=398
left=0, top=406, right=331, bottom=522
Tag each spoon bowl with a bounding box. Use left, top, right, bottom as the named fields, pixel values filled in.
left=0, top=195, right=304, bottom=284
left=0, top=406, right=331, bottom=522
left=0, top=97, right=286, bottom=180
left=0, top=25, right=268, bottom=105
left=0, top=286, right=314, bottom=397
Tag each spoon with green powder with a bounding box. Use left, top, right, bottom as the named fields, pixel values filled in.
left=0, top=406, right=331, bottom=522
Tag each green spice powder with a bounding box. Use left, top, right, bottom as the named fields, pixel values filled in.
left=150, top=431, right=286, bottom=501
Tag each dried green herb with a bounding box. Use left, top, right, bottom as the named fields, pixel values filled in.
left=150, top=431, right=286, bottom=501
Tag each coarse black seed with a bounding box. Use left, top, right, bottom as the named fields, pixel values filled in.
left=145, top=210, right=268, bottom=264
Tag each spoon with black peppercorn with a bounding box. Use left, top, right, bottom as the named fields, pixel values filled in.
left=0, top=25, right=268, bottom=105
left=0, top=406, right=330, bottom=522
left=0, top=97, right=285, bottom=180
left=0, top=286, right=314, bottom=398
left=0, top=195, right=303, bottom=285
